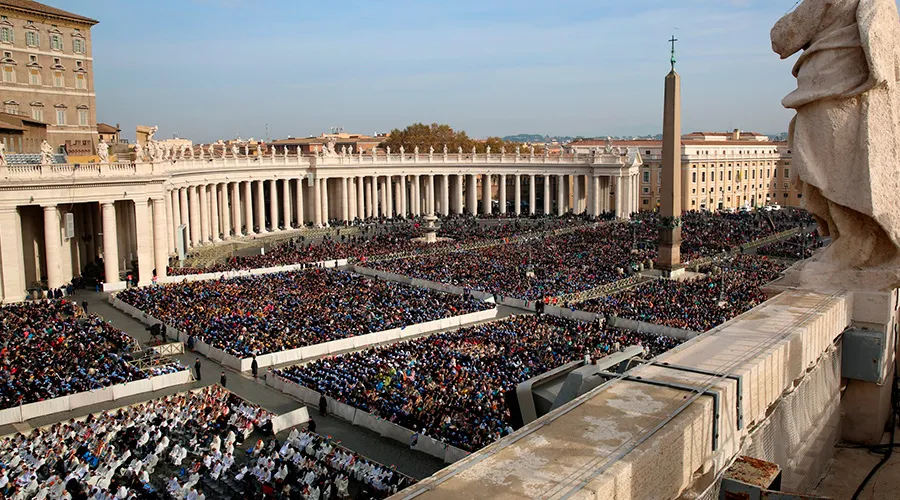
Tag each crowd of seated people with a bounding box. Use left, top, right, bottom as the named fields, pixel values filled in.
left=116, top=270, right=493, bottom=358
left=756, top=231, right=824, bottom=260
left=168, top=214, right=591, bottom=276
left=578, top=255, right=787, bottom=332
left=274, top=315, right=680, bottom=452
left=367, top=210, right=813, bottom=301
left=232, top=427, right=411, bottom=499
left=0, top=301, right=185, bottom=410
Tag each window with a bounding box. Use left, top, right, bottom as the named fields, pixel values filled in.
left=72, top=38, right=84, bottom=54
left=26, top=31, right=39, bottom=47
left=77, top=108, right=88, bottom=126
left=720, top=172, right=723, bottom=181
left=29, top=54, right=37, bottom=63
left=643, top=199, right=649, bottom=205
left=56, top=108, right=66, bottom=125
left=32, top=107, right=43, bottom=121
left=50, top=34, right=63, bottom=51
left=76, top=61, right=82, bottom=69
left=642, top=187, right=650, bottom=194
left=783, top=183, right=789, bottom=189
left=3, top=101, right=17, bottom=114
left=53, top=57, right=60, bottom=66
left=53, top=71, right=63, bottom=87
left=784, top=168, right=790, bottom=178
left=728, top=171, right=732, bottom=181
left=692, top=172, right=696, bottom=183
left=29, top=69, right=39, bottom=85
left=752, top=170, right=756, bottom=179
left=2, top=65, right=14, bottom=83
left=75, top=73, right=84, bottom=89
left=0, top=26, right=12, bottom=44
left=642, top=171, right=650, bottom=183
left=701, top=172, right=706, bottom=182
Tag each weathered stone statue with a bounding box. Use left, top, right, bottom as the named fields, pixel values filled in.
left=231, top=144, right=240, bottom=157
left=40, top=140, right=54, bottom=165
left=443, top=144, right=448, bottom=155
left=772, top=0, right=900, bottom=271
left=529, top=145, right=535, bottom=157
left=486, top=146, right=491, bottom=155
left=97, top=139, right=109, bottom=163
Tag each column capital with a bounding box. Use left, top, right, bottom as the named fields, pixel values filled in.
left=41, top=204, right=58, bottom=210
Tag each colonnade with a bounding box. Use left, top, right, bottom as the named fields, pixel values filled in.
left=0, top=166, right=640, bottom=302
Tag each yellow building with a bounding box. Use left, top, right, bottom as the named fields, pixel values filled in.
left=568, top=130, right=801, bottom=211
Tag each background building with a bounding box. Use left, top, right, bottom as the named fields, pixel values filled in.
left=568, top=130, right=799, bottom=210
left=0, top=0, right=98, bottom=159
left=270, top=132, right=382, bottom=155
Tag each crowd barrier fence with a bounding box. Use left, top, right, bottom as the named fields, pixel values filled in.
left=0, top=369, right=193, bottom=426
left=265, top=373, right=470, bottom=464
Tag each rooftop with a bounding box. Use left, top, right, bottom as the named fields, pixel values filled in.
left=0, top=0, right=98, bottom=25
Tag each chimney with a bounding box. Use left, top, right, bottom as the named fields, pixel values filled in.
left=732, top=129, right=740, bottom=141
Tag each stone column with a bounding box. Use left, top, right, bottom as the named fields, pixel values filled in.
left=592, top=175, right=601, bottom=216
left=321, top=179, right=330, bottom=223
left=179, top=188, right=190, bottom=243
left=209, top=184, right=221, bottom=242
left=557, top=175, right=565, bottom=216
left=616, top=175, right=624, bottom=217
left=423, top=175, right=432, bottom=215
left=152, top=198, right=168, bottom=279
left=295, top=179, right=305, bottom=226
left=165, top=192, right=176, bottom=251
left=482, top=174, right=492, bottom=215
left=232, top=182, right=242, bottom=236
left=244, top=181, right=254, bottom=234
left=385, top=176, right=394, bottom=219
left=342, top=177, right=350, bottom=221
left=313, top=178, right=323, bottom=226
left=498, top=174, right=507, bottom=214
left=514, top=175, right=522, bottom=215
left=529, top=175, right=536, bottom=215
left=408, top=175, right=417, bottom=216
left=455, top=175, right=464, bottom=214
left=170, top=190, right=181, bottom=250
left=133, top=200, right=153, bottom=285
left=221, top=184, right=231, bottom=239
left=0, top=208, right=25, bottom=301
left=573, top=175, right=582, bottom=214
left=468, top=174, right=478, bottom=214
left=366, top=177, right=375, bottom=218
left=357, top=176, right=365, bottom=220
left=282, top=178, right=293, bottom=229
left=378, top=177, right=387, bottom=217
left=256, top=181, right=267, bottom=233
left=268, top=179, right=279, bottom=231
left=199, top=185, right=209, bottom=243
left=42, top=205, right=62, bottom=289
left=441, top=174, right=450, bottom=216
left=188, top=186, right=201, bottom=246
left=398, top=176, right=407, bottom=217
left=100, top=202, right=119, bottom=286
left=543, top=176, right=551, bottom=215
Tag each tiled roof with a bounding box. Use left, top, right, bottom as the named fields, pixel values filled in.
left=0, top=0, right=98, bottom=25
left=97, top=122, right=119, bottom=134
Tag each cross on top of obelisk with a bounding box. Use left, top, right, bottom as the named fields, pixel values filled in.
left=669, top=35, right=678, bottom=70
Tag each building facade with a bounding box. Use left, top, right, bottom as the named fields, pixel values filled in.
left=568, top=130, right=800, bottom=211
left=0, top=0, right=98, bottom=156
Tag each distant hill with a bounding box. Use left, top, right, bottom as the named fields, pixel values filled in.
left=502, top=134, right=575, bottom=144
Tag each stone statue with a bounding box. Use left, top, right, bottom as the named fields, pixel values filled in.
left=0, top=142, right=7, bottom=166
left=197, top=144, right=204, bottom=159
left=268, top=145, right=274, bottom=158
left=386, top=146, right=391, bottom=155
left=515, top=145, right=521, bottom=157
left=772, top=0, right=900, bottom=270
left=231, top=144, right=240, bottom=157
left=97, top=139, right=109, bottom=163
left=458, top=146, right=463, bottom=154
left=429, top=145, right=434, bottom=156
left=414, top=145, right=419, bottom=156
left=208, top=143, right=216, bottom=158
left=341, top=145, right=347, bottom=156
left=472, top=146, right=477, bottom=155
left=500, top=146, right=505, bottom=156
left=188, top=145, right=194, bottom=159
left=543, top=148, right=549, bottom=158
left=530, top=145, right=535, bottom=157
left=220, top=144, right=227, bottom=158
left=486, top=146, right=491, bottom=155
left=160, top=144, right=168, bottom=160
left=399, top=146, right=405, bottom=155
left=40, top=140, right=54, bottom=165
left=604, top=137, right=615, bottom=154
left=179, top=144, right=187, bottom=159
left=243, top=144, right=249, bottom=156
left=443, top=144, right=448, bottom=155
left=348, top=145, right=353, bottom=155
left=295, top=146, right=301, bottom=156
left=134, top=141, right=145, bottom=161
left=147, top=126, right=158, bottom=143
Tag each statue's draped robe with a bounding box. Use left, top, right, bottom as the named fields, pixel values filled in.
left=772, top=0, right=900, bottom=255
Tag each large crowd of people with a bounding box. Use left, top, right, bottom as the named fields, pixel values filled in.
left=0, top=301, right=185, bottom=410
left=116, top=269, right=493, bottom=358
left=0, top=385, right=406, bottom=499
left=756, top=231, right=823, bottom=260
left=578, top=255, right=787, bottom=332
left=274, top=315, right=681, bottom=452
left=365, top=210, right=814, bottom=300
left=169, top=215, right=591, bottom=276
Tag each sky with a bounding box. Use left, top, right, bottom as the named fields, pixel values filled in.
left=53, top=0, right=829, bottom=142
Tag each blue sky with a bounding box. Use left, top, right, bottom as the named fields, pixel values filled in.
left=55, top=0, right=826, bottom=141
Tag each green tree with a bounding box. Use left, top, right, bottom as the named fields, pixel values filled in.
left=380, top=123, right=529, bottom=154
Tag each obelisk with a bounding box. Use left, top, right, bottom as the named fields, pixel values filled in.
left=657, top=36, right=684, bottom=277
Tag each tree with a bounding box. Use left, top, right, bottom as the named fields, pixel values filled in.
left=380, top=123, right=526, bottom=154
